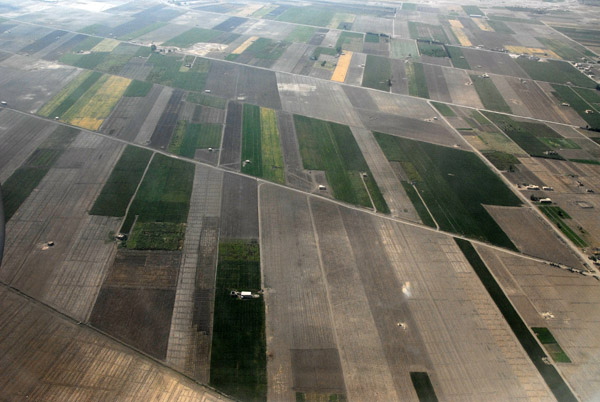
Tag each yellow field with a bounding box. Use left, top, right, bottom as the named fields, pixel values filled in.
left=37, top=71, right=93, bottom=117
left=449, top=19, right=464, bottom=29
left=331, top=51, right=353, bottom=82
left=328, top=13, right=355, bottom=29
left=65, top=75, right=131, bottom=131
left=504, top=45, right=560, bottom=59
left=234, top=4, right=263, bottom=17
left=260, top=107, right=285, bottom=184
left=473, top=18, right=494, bottom=32
left=232, top=36, right=259, bottom=54
left=90, top=38, right=120, bottom=53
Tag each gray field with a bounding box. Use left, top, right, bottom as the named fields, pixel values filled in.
left=344, top=51, right=366, bottom=86
left=272, top=42, right=311, bottom=72
left=423, top=63, right=451, bottom=102
left=461, top=48, right=529, bottom=78
left=219, top=172, right=258, bottom=239
left=443, top=67, right=484, bottom=108
left=276, top=111, right=313, bottom=191
left=134, top=86, right=172, bottom=145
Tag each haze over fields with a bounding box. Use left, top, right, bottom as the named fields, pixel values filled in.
left=1, top=0, right=600, bottom=400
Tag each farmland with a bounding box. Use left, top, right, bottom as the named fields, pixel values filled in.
left=38, top=71, right=102, bottom=119
left=470, top=75, right=511, bottom=113
left=210, top=240, right=266, bottom=402
left=515, top=58, right=597, bottom=88
left=276, top=6, right=335, bottom=27
left=362, top=55, right=391, bottom=91
left=162, top=28, right=222, bottom=47
left=146, top=53, right=208, bottom=92
left=551, top=84, right=600, bottom=129
left=294, top=115, right=388, bottom=212
left=446, top=46, right=471, bottom=69
left=336, top=31, right=364, bottom=52
left=169, top=121, right=223, bottom=158
left=375, top=133, right=520, bottom=247
left=285, top=26, right=317, bottom=43
left=390, top=39, right=418, bottom=58
left=406, top=62, right=429, bottom=98
left=539, top=205, right=587, bottom=247
left=123, top=80, right=153, bottom=97
left=90, top=146, right=153, bottom=217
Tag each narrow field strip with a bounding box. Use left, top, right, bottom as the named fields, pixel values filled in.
left=331, top=51, right=353, bottom=83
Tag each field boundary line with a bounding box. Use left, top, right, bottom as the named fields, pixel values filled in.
left=118, top=151, right=155, bottom=234
left=411, top=183, right=438, bottom=230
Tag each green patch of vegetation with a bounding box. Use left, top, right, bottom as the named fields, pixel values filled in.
left=225, top=53, right=239, bottom=61
left=365, top=33, right=380, bottom=43
left=482, top=150, right=520, bottom=171
left=539, top=137, right=580, bottom=149
left=569, top=159, right=600, bottom=165
left=401, top=181, right=436, bottom=227
left=90, top=146, right=153, bottom=217
left=294, top=115, right=388, bottom=212
left=243, top=38, right=289, bottom=60
left=95, top=53, right=135, bottom=74
left=186, top=92, right=227, bottom=109
left=407, top=62, right=429, bottom=98
left=375, top=133, right=520, bottom=248
left=312, top=47, right=337, bottom=59
left=362, top=55, right=391, bottom=92
left=532, top=327, right=571, bottom=363
left=79, top=24, right=107, bottom=35
left=470, top=75, right=511, bottom=113
left=446, top=46, right=470, bottom=69
left=455, top=239, right=577, bottom=402
left=408, top=21, right=449, bottom=43
left=2, top=126, right=78, bottom=221
left=410, top=372, right=438, bottom=402
left=432, top=102, right=455, bottom=116
left=146, top=53, right=207, bottom=92
left=241, top=104, right=263, bottom=177
left=285, top=26, right=317, bottom=43
left=488, top=15, right=542, bottom=25
left=573, top=87, right=600, bottom=108
left=126, top=222, right=186, bottom=250
left=551, top=26, right=600, bottom=56
left=135, top=46, right=152, bottom=57
left=417, top=40, right=447, bottom=57
left=169, top=121, right=222, bottom=158
left=118, top=22, right=167, bottom=41
left=516, top=58, right=597, bottom=88
left=391, top=39, right=418, bottom=58
left=258, top=107, right=285, bottom=184
left=59, top=51, right=109, bottom=70
left=121, top=153, right=195, bottom=237
left=402, top=3, right=417, bottom=10
left=539, top=205, right=587, bottom=247
left=551, top=84, right=600, bottom=130
left=123, top=79, right=153, bottom=97
left=462, top=5, right=484, bottom=15
left=211, top=240, right=266, bottom=402
left=71, top=36, right=103, bottom=52
left=483, top=112, right=566, bottom=159
left=252, top=4, right=277, bottom=18
left=276, top=6, right=335, bottom=27
left=162, top=28, right=222, bottom=47
left=336, top=31, right=364, bottom=52
left=487, top=20, right=514, bottom=34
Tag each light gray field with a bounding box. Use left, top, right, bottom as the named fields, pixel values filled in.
left=443, top=67, right=483, bottom=108
left=272, top=42, right=311, bottom=72
left=134, top=86, right=172, bottom=144
left=344, top=51, right=366, bottom=86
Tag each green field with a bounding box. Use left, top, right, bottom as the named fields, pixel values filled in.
left=482, top=150, right=521, bottom=171
left=532, top=327, right=571, bottom=363
left=483, top=112, right=567, bottom=159
left=455, top=239, right=577, bottom=402
left=276, top=6, right=335, bottom=27
left=146, top=53, right=207, bottom=92
left=186, top=92, right=227, bottom=109
left=121, top=154, right=195, bottom=249
left=401, top=181, right=436, bottom=227
left=487, top=20, right=514, bottom=34
left=285, top=26, right=317, bottom=43
left=240, top=105, right=285, bottom=184
left=446, top=46, right=470, bottom=69
left=118, top=22, right=167, bottom=41
left=470, top=75, right=511, bottom=113
left=362, top=55, right=391, bottom=91
left=162, top=28, right=223, bottom=47
left=431, top=101, right=456, bottom=116
left=488, top=15, right=542, bottom=25
left=71, top=36, right=103, bottom=52
left=38, top=71, right=102, bottom=118
left=294, top=115, right=389, bottom=212
left=336, top=31, right=364, bottom=52
left=123, top=80, right=153, bottom=97
left=407, top=62, right=429, bottom=98
left=551, top=84, right=600, bottom=130
left=242, top=38, right=289, bottom=60
left=89, top=146, right=153, bottom=217
left=539, top=205, right=587, bottom=247
left=375, top=133, right=520, bottom=248
left=537, top=37, right=591, bottom=62
left=2, top=126, right=78, bottom=221
left=515, top=58, right=597, bottom=88
left=169, top=121, right=222, bottom=158
left=391, top=39, right=418, bottom=58
left=417, top=41, right=447, bottom=57
left=462, top=5, right=484, bottom=15
left=59, top=51, right=109, bottom=70
left=552, top=26, right=600, bottom=55
left=410, top=372, right=439, bottom=402
left=210, top=240, right=266, bottom=402
left=573, top=87, right=600, bottom=109
left=365, top=33, right=380, bottom=43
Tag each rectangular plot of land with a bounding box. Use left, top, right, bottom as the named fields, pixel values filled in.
left=213, top=16, right=248, bottom=32
left=149, top=88, right=184, bottom=149
left=219, top=173, right=259, bottom=239
left=19, top=29, right=68, bottom=55
left=220, top=101, right=243, bottom=169
left=291, top=349, right=345, bottom=393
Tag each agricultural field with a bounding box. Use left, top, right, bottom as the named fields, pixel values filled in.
left=375, top=133, right=521, bottom=247
left=294, top=115, right=388, bottom=212
left=275, top=6, right=335, bottom=27
left=551, top=84, right=600, bottom=130
left=241, top=104, right=285, bottom=184
left=406, top=62, right=429, bottom=98
left=146, top=53, right=209, bottom=92
left=169, top=121, right=222, bottom=159
left=470, top=75, right=512, bottom=113
left=390, top=38, right=418, bottom=58
left=362, top=55, right=391, bottom=91
left=285, top=26, right=317, bottom=43
left=551, top=26, right=600, bottom=54
left=515, top=58, right=597, bottom=88
left=539, top=206, right=587, bottom=247
left=417, top=41, right=447, bottom=57
left=336, top=31, right=364, bottom=52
